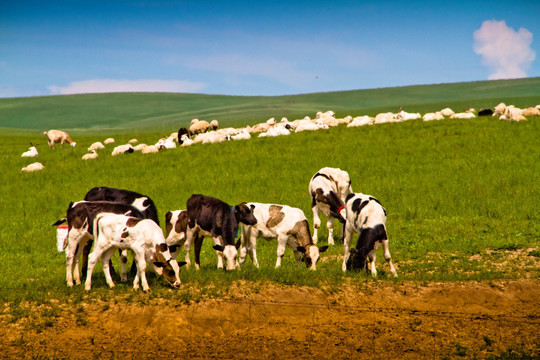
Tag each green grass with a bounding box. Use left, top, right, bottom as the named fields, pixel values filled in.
left=0, top=81, right=539, bottom=304
left=1, top=77, right=539, bottom=133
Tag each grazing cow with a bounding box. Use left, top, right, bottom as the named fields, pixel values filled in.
left=52, top=201, right=144, bottom=287
left=308, top=167, right=352, bottom=244
left=83, top=186, right=160, bottom=275
left=43, top=130, right=76, bottom=148
left=239, top=203, right=328, bottom=270
left=342, top=193, right=397, bottom=277
left=185, top=194, right=257, bottom=270
left=163, top=210, right=191, bottom=266
left=85, top=213, right=185, bottom=291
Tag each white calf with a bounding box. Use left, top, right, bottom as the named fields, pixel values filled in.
left=85, top=214, right=184, bottom=291
left=342, top=193, right=397, bottom=277
left=309, top=167, right=351, bottom=244
left=239, top=203, right=328, bottom=270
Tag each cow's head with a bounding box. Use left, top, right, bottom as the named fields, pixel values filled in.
left=297, top=245, right=328, bottom=270
left=346, top=248, right=367, bottom=271
left=234, top=203, right=257, bottom=226
left=152, top=243, right=186, bottom=288
left=213, top=243, right=240, bottom=271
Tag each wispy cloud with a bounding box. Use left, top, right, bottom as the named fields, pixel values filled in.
left=48, top=79, right=206, bottom=95
left=473, top=20, right=535, bottom=80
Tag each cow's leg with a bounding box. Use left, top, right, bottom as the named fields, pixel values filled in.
left=342, top=226, right=354, bottom=272
left=275, top=235, right=288, bottom=268
left=326, top=216, right=335, bottom=245
left=368, top=250, right=377, bottom=277
left=85, top=245, right=105, bottom=291
left=311, top=206, right=321, bottom=244
left=213, top=237, right=224, bottom=269
left=382, top=239, right=398, bottom=277
left=248, top=232, right=259, bottom=268
left=65, top=231, right=88, bottom=286
left=238, top=230, right=248, bottom=267
left=102, top=248, right=117, bottom=288
left=65, top=235, right=79, bottom=287
left=290, top=239, right=303, bottom=267
left=120, top=250, right=128, bottom=282
left=184, top=228, right=197, bottom=269
left=193, top=235, right=204, bottom=270
left=80, top=239, right=93, bottom=279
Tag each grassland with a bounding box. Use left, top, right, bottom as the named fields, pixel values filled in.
left=1, top=105, right=539, bottom=305
left=1, top=77, right=540, bottom=133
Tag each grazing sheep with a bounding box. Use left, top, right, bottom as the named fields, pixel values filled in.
left=142, top=145, right=165, bottom=154
left=22, top=162, right=44, bottom=172
left=111, top=144, right=134, bottom=156
left=493, top=103, right=506, bottom=117
left=155, top=136, right=176, bottom=149
left=21, top=145, right=38, bottom=158
left=422, top=112, right=444, bottom=121
left=440, top=108, right=455, bottom=117
left=347, top=116, right=373, bottom=127
left=189, top=119, right=211, bottom=135
left=180, top=135, right=194, bottom=147
left=82, top=150, right=98, bottom=160
left=522, top=107, right=540, bottom=117
left=231, top=130, right=251, bottom=141
left=450, top=112, right=476, bottom=119
left=88, top=142, right=105, bottom=151
left=104, top=138, right=115, bottom=144
left=397, top=110, right=421, bottom=121
left=209, top=120, right=219, bottom=130
left=133, top=144, right=148, bottom=152
left=128, top=139, right=138, bottom=144
left=44, top=130, right=76, bottom=148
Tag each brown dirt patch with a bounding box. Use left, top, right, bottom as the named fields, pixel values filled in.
left=1, top=279, right=539, bottom=359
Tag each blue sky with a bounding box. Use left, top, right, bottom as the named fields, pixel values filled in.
left=1, top=0, right=539, bottom=97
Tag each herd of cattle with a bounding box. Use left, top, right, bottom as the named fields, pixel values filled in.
left=53, top=167, right=397, bottom=291
left=20, top=102, right=540, bottom=172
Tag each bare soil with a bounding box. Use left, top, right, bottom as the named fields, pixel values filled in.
left=2, top=279, right=539, bottom=359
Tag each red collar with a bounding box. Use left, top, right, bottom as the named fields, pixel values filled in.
left=337, top=205, right=345, bottom=213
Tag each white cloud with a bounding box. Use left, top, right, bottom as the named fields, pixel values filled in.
left=473, top=20, right=535, bottom=80
left=48, top=79, right=206, bottom=95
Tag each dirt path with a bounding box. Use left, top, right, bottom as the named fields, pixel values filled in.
left=2, top=279, right=539, bottom=359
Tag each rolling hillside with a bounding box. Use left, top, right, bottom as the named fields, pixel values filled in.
left=1, top=77, right=539, bottom=134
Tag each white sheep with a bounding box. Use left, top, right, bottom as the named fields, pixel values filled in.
left=440, top=108, right=455, bottom=117
left=82, top=150, right=98, bottom=160
left=88, top=142, right=105, bottom=151
left=21, top=146, right=38, bottom=158
left=180, top=134, right=195, bottom=146
left=111, top=144, right=134, bottom=156
left=422, top=112, right=444, bottom=121
left=22, top=162, right=44, bottom=172
left=155, top=137, right=176, bottom=149
left=189, top=120, right=211, bottom=135
left=133, top=144, right=148, bottom=151
left=142, top=145, right=164, bottom=154
left=347, top=116, right=373, bottom=127
left=104, top=138, right=115, bottom=144
left=295, top=122, right=328, bottom=133
left=209, top=120, right=219, bottom=130
left=231, top=130, right=251, bottom=141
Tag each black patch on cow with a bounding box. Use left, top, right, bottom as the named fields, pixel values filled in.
left=312, top=172, right=334, bottom=183
left=345, top=193, right=355, bottom=203
left=84, top=187, right=159, bottom=225
left=368, top=196, right=386, bottom=215
left=347, top=224, right=387, bottom=271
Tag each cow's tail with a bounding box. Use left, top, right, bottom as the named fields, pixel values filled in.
left=52, top=217, right=67, bottom=226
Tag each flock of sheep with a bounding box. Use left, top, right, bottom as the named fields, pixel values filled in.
left=20, top=102, right=539, bottom=172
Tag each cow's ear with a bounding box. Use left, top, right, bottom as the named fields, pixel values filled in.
left=319, top=246, right=329, bottom=253
left=250, top=204, right=255, bottom=211
left=157, top=243, right=168, bottom=252
left=178, top=261, right=187, bottom=268
left=213, top=244, right=225, bottom=252
left=168, top=245, right=179, bottom=253
left=297, top=246, right=306, bottom=253
left=153, top=261, right=164, bottom=268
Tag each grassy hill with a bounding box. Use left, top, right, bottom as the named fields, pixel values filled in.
left=1, top=77, right=539, bottom=134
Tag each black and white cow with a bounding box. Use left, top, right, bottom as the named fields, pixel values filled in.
left=342, top=193, right=397, bottom=277
left=52, top=201, right=144, bottom=287
left=185, top=194, right=257, bottom=270
left=239, top=203, right=328, bottom=270
left=86, top=213, right=185, bottom=291
left=83, top=186, right=160, bottom=275
left=308, top=167, right=352, bottom=244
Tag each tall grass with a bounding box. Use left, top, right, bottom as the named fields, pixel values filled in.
left=0, top=113, right=539, bottom=303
